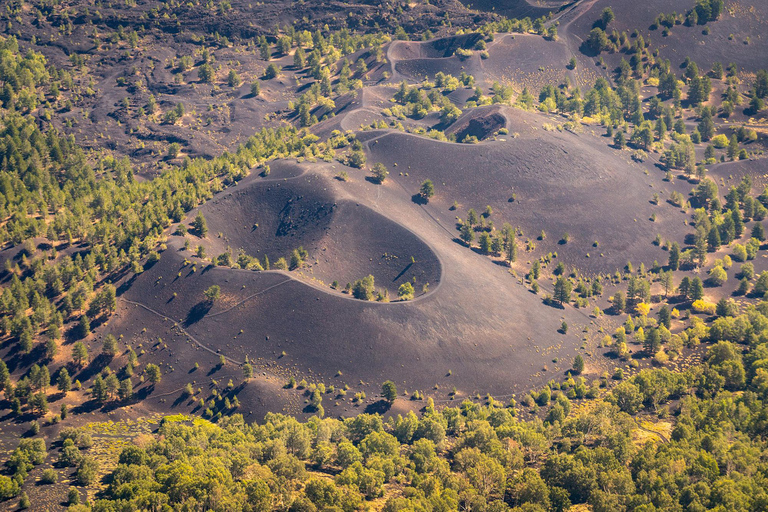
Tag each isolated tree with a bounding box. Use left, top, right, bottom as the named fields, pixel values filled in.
left=372, top=163, right=388, bottom=184
left=193, top=212, right=208, bottom=237
left=264, top=63, right=281, bottom=79
left=709, top=266, right=728, bottom=286
left=752, top=223, right=765, bottom=241
left=382, top=380, right=397, bottom=404
left=572, top=355, right=585, bottom=374
left=754, top=271, right=768, bottom=295
left=204, top=285, right=221, bottom=303
left=243, top=363, right=253, bottom=380
left=419, top=180, right=435, bottom=201
left=658, top=305, right=671, bottom=329
left=398, top=282, right=415, bottom=300
left=167, top=143, right=181, bottom=159
left=92, top=376, right=107, bottom=402
left=467, top=209, right=479, bottom=226
left=554, top=277, right=572, bottom=305
left=227, top=69, right=241, bottom=88
left=479, top=232, right=492, bottom=254
left=587, top=28, right=609, bottom=53
left=644, top=328, right=662, bottom=355
left=198, top=63, right=215, bottom=83
left=294, top=47, right=306, bottom=68
left=30, top=392, right=48, bottom=415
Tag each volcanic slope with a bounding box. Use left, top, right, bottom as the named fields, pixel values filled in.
left=196, top=162, right=442, bottom=297
left=458, top=0, right=568, bottom=20
left=564, top=0, right=768, bottom=73
left=363, top=107, right=694, bottom=275
left=118, top=151, right=604, bottom=415
left=388, top=35, right=486, bottom=83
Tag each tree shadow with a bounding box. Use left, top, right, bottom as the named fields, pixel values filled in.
left=75, top=354, right=111, bottom=384
left=393, top=262, right=414, bottom=282
left=116, top=273, right=138, bottom=297
left=364, top=400, right=391, bottom=415
left=184, top=301, right=212, bottom=327
left=578, top=41, right=600, bottom=58
left=411, top=194, right=428, bottom=205
left=207, top=363, right=224, bottom=377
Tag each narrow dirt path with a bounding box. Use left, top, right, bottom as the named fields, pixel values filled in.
left=118, top=297, right=245, bottom=366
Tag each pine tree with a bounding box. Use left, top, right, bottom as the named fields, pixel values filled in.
left=193, top=212, right=208, bottom=238
left=572, top=355, right=585, bottom=374
left=57, top=368, right=71, bottom=393
left=669, top=242, right=681, bottom=270
left=554, top=277, right=572, bottom=305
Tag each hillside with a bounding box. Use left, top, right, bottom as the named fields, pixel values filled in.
left=0, top=0, right=767, bottom=510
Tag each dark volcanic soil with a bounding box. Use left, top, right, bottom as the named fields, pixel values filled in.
left=459, top=0, right=568, bottom=19
left=364, top=108, right=692, bottom=275
left=196, top=168, right=442, bottom=297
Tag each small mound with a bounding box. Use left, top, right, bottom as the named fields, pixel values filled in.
left=197, top=172, right=441, bottom=296
left=389, top=35, right=484, bottom=82
left=446, top=106, right=507, bottom=141
left=482, top=34, right=575, bottom=91
left=389, top=33, right=482, bottom=60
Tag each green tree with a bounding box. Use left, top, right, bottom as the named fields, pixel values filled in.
left=227, top=69, right=241, bottom=88
left=382, top=380, right=397, bottom=404
left=419, top=180, right=435, bottom=201
left=600, top=7, right=615, bottom=27
left=460, top=223, right=475, bottom=246
left=668, top=242, right=681, bottom=270
left=119, top=379, right=133, bottom=401
left=587, top=28, right=609, bottom=53
left=204, top=285, right=221, bottom=303
left=553, top=277, right=572, bottom=305
left=145, top=364, right=162, bottom=384
left=478, top=232, right=492, bottom=254
left=352, top=275, right=375, bottom=301
left=102, top=334, right=118, bottom=358
left=572, top=355, right=585, bottom=374
left=72, top=342, right=88, bottom=368
left=193, top=212, right=208, bottom=237
left=198, top=63, right=215, bottom=83
left=77, top=315, right=90, bottom=339
left=371, top=163, right=388, bottom=184
left=264, top=63, right=281, bottom=79
left=398, top=282, right=415, bottom=300
left=690, top=276, right=704, bottom=300
left=57, top=368, right=71, bottom=393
